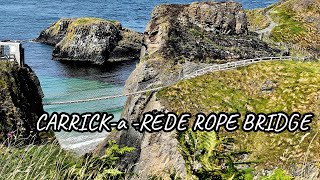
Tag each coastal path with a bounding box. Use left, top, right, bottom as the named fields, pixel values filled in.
left=43, top=56, right=305, bottom=106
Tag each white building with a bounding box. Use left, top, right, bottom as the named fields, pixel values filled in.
left=0, top=41, right=25, bottom=67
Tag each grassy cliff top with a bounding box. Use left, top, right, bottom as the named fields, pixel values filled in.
left=158, top=60, right=320, bottom=171
left=51, top=17, right=120, bottom=36
left=69, top=17, right=118, bottom=26
left=49, top=17, right=122, bottom=52
left=269, top=0, right=320, bottom=48
left=246, top=0, right=320, bottom=57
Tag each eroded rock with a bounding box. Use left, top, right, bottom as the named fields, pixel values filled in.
left=0, top=62, right=54, bottom=144
left=36, top=18, right=143, bottom=65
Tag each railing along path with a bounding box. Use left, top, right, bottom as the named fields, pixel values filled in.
left=43, top=56, right=304, bottom=106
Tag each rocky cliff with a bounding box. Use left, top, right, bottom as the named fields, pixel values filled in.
left=95, top=2, right=280, bottom=179
left=36, top=18, right=143, bottom=65
left=0, top=62, right=52, bottom=144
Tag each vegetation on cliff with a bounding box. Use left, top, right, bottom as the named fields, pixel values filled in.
left=50, top=18, right=119, bottom=37
left=246, top=9, right=270, bottom=31
left=142, top=2, right=279, bottom=64
left=36, top=17, right=142, bottom=65
left=95, top=2, right=286, bottom=179
left=0, top=62, right=53, bottom=143
left=0, top=60, right=135, bottom=179
left=246, top=0, right=320, bottom=57
left=158, top=60, right=320, bottom=178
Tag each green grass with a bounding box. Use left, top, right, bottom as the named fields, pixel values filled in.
left=0, top=62, right=18, bottom=98
left=270, top=7, right=307, bottom=43
left=261, top=169, right=294, bottom=180
left=0, top=62, right=10, bottom=89
left=51, top=17, right=119, bottom=34
left=158, top=61, right=320, bottom=173
left=49, top=17, right=120, bottom=49
left=51, top=20, right=62, bottom=35
left=0, top=142, right=76, bottom=180
left=246, top=9, right=270, bottom=31
left=0, top=139, right=134, bottom=180
left=246, top=0, right=320, bottom=57
left=71, top=17, right=118, bottom=26
left=259, top=0, right=319, bottom=57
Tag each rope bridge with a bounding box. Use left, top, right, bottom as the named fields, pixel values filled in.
left=43, top=56, right=304, bottom=106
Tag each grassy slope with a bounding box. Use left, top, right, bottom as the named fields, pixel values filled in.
left=0, top=140, right=134, bottom=180
left=246, top=9, right=270, bottom=31
left=269, top=0, right=320, bottom=51
left=0, top=143, right=77, bottom=180
left=158, top=60, right=320, bottom=171
left=51, top=17, right=119, bottom=35
left=0, top=62, right=16, bottom=92
left=246, top=0, right=320, bottom=56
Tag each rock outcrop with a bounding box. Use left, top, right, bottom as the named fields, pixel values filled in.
left=36, top=18, right=143, bottom=65
left=95, top=2, right=280, bottom=179
left=140, top=2, right=278, bottom=64
left=0, top=62, right=53, bottom=144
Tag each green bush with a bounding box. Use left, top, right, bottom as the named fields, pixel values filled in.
left=178, top=130, right=252, bottom=180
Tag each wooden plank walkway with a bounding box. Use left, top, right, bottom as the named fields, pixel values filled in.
left=43, top=56, right=304, bottom=106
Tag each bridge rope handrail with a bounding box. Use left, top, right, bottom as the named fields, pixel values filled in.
left=43, top=86, right=171, bottom=106
left=43, top=56, right=305, bottom=106
left=182, top=56, right=302, bottom=79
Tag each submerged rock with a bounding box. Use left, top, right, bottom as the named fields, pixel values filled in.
left=0, top=62, right=53, bottom=144
left=95, top=2, right=281, bottom=179
left=36, top=18, right=142, bottom=65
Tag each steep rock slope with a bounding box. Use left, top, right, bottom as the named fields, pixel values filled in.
left=95, top=2, right=280, bottom=179
left=0, top=62, right=52, bottom=144
left=36, top=18, right=142, bottom=65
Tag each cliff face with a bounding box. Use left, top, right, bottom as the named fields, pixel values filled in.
left=36, top=18, right=143, bottom=65
left=0, top=62, right=51, bottom=144
left=140, top=2, right=278, bottom=64
left=95, top=2, right=281, bottom=179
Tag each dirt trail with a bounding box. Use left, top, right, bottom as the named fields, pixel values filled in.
left=255, top=13, right=277, bottom=35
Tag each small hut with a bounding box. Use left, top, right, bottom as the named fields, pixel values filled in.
left=0, top=41, right=25, bottom=67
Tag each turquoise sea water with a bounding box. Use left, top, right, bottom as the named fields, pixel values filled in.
left=22, top=43, right=133, bottom=153
left=0, top=0, right=278, bottom=153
